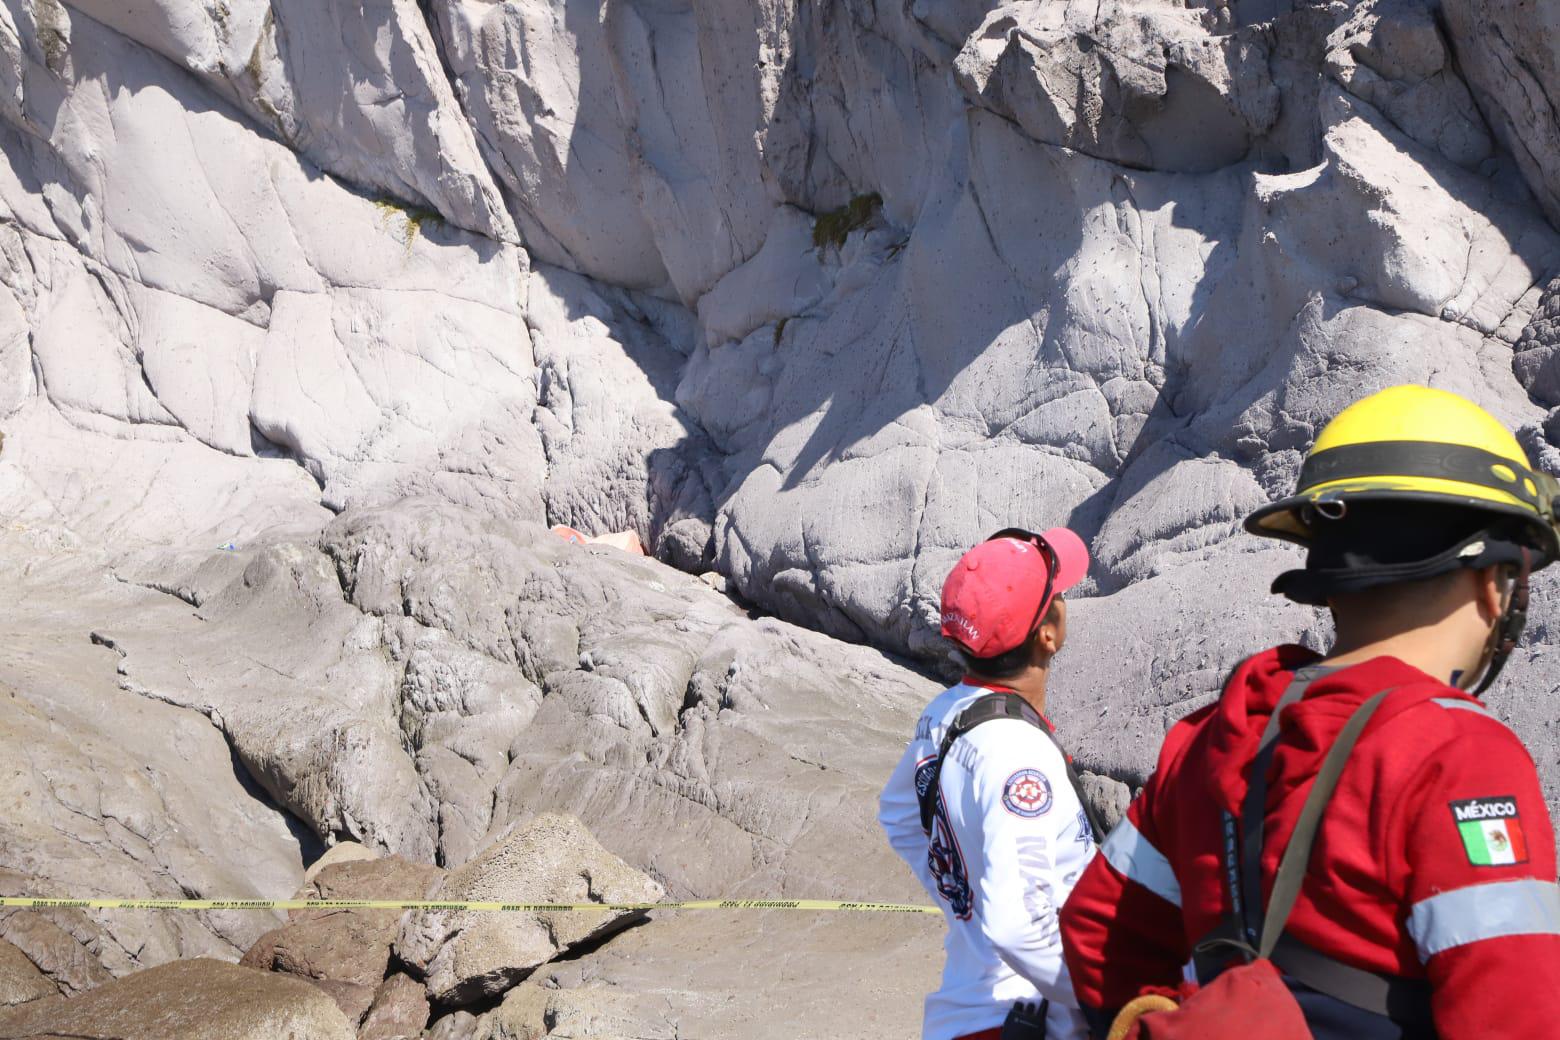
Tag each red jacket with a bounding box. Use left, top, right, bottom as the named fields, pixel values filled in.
left=1059, top=647, right=1560, bottom=1038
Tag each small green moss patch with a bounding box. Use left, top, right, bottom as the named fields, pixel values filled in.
left=374, top=198, right=444, bottom=253
left=812, top=192, right=882, bottom=250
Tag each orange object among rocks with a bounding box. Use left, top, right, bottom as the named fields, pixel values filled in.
left=550, top=526, right=647, bottom=555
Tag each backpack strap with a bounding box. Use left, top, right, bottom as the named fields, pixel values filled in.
left=1236, top=669, right=1328, bottom=943
left=916, top=692, right=1107, bottom=841
left=1203, top=683, right=1434, bottom=1026
left=1257, top=687, right=1391, bottom=954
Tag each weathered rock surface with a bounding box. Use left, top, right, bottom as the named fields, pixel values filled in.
left=425, top=1011, right=481, bottom=1040
left=0, top=543, right=309, bottom=978
left=397, top=814, right=662, bottom=1006
left=62, top=0, right=516, bottom=243
left=954, top=1, right=1281, bottom=172
left=82, top=500, right=938, bottom=897
left=303, top=842, right=382, bottom=887
left=4, top=0, right=1560, bottom=1034
left=1443, top=0, right=1560, bottom=226
left=4, top=494, right=944, bottom=1027
left=461, top=909, right=938, bottom=1039
left=526, top=264, right=719, bottom=571
left=360, top=972, right=432, bottom=1040
left=0, top=938, right=56, bottom=1008
left=0, top=958, right=356, bottom=1040
left=0, top=0, right=544, bottom=544
left=1326, top=0, right=1492, bottom=171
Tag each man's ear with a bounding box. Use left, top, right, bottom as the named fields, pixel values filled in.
left=1035, top=600, right=1066, bottom=657
left=1476, top=565, right=1508, bottom=624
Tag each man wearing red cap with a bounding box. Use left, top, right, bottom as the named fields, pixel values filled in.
left=880, top=527, right=1097, bottom=1040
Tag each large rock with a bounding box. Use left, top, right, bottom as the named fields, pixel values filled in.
left=1443, top=0, right=1560, bottom=227
left=0, top=2, right=545, bottom=545
left=954, top=0, right=1281, bottom=172
left=302, top=842, right=381, bottom=887
left=64, top=0, right=517, bottom=243
left=0, top=938, right=56, bottom=1008
left=461, top=909, right=938, bottom=1039
left=396, top=813, right=663, bottom=1006
left=240, top=856, right=444, bottom=1023
left=358, top=972, right=431, bottom=1040
left=0, top=958, right=356, bottom=1040
left=0, top=906, right=112, bottom=999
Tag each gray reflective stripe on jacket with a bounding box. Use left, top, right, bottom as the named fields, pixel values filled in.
left=1100, top=817, right=1182, bottom=908
left=1431, top=697, right=1488, bottom=715
left=1408, top=879, right=1560, bottom=961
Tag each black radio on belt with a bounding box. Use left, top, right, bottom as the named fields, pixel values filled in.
left=1001, top=999, right=1049, bottom=1039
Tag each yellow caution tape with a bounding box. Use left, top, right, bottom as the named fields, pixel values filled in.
left=1, top=896, right=940, bottom=915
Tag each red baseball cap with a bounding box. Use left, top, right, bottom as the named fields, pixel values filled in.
left=939, top=527, right=1090, bottom=658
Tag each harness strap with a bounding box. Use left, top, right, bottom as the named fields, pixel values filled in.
left=916, top=692, right=1107, bottom=841
left=1269, top=934, right=1433, bottom=1027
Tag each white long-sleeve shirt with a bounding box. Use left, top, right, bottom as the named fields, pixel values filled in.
left=880, top=682, right=1095, bottom=1040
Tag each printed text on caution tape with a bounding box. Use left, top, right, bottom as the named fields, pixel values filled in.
left=1, top=897, right=940, bottom=914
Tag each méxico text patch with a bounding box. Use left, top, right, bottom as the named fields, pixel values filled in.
left=1450, top=796, right=1529, bottom=866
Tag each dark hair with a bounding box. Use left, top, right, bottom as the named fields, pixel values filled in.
left=965, top=598, right=1063, bottom=679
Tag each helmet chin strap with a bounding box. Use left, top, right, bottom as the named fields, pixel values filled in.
left=1467, top=547, right=1532, bottom=697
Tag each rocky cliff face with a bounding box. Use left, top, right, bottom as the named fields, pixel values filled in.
left=2, top=0, right=1559, bottom=1035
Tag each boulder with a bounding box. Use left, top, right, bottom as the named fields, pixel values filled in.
left=0, top=909, right=112, bottom=999
left=0, top=959, right=356, bottom=1040
left=1324, top=0, right=1492, bottom=171
left=423, top=1011, right=481, bottom=1040
left=303, top=842, right=381, bottom=887
left=303, top=856, right=445, bottom=906
left=1077, top=773, right=1133, bottom=836
left=954, top=0, right=1281, bottom=172
left=241, top=857, right=444, bottom=1022
left=396, top=813, right=663, bottom=1006
left=0, top=938, right=56, bottom=1008
left=1443, top=0, right=1560, bottom=227
left=358, top=972, right=431, bottom=1040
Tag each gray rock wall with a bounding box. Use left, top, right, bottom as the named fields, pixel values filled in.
left=3, top=0, right=1560, bottom=1034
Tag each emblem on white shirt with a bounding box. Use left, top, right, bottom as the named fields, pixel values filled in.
left=1002, top=768, right=1053, bottom=818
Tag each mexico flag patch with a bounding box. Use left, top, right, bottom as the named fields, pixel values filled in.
left=1451, top=796, right=1530, bottom=866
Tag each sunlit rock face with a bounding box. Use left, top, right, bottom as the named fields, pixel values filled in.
left=3, top=0, right=1560, bottom=1030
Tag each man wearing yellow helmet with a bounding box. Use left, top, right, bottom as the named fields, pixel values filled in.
left=1059, top=386, right=1560, bottom=1039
